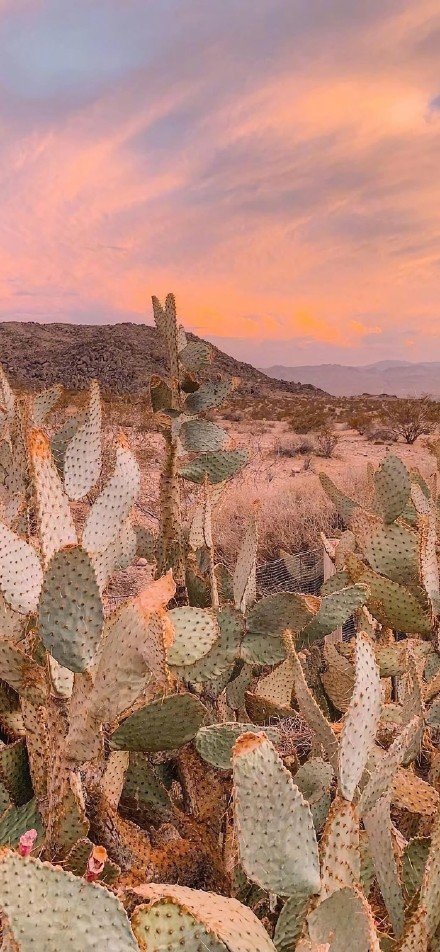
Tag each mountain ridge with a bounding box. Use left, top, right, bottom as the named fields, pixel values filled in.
left=264, top=360, right=440, bottom=397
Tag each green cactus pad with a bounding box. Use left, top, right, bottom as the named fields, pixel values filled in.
left=0, top=521, right=43, bottom=614
left=179, top=419, right=228, bottom=453
left=82, top=437, right=140, bottom=554
left=232, top=732, right=320, bottom=897
left=66, top=575, right=173, bottom=762
left=418, top=814, right=440, bottom=939
left=255, top=658, right=295, bottom=710
left=122, top=753, right=173, bottom=812
left=0, top=851, right=138, bottom=951
left=0, top=798, right=44, bottom=849
left=167, top=606, right=220, bottom=667
left=319, top=473, right=359, bottom=523
left=294, top=758, right=333, bottom=833
left=195, top=723, right=280, bottom=770
left=179, top=449, right=248, bottom=484
left=0, top=739, right=32, bottom=806
left=363, top=797, right=405, bottom=938
left=64, top=379, right=102, bottom=500
left=184, top=380, right=232, bottom=413
left=338, top=633, right=381, bottom=802
left=402, top=837, right=430, bottom=900
left=301, top=585, right=368, bottom=644
left=109, top=693, right=209, bottom=752
left=130, top=882, right=277, bottom=952
left=152, top=294, right=180, bottom=384
left=133, top=900, right=228, bottom=951
left=273, top=893, right=310, bottom=952
left=320, top=570, right=350, bottom=595
left=28, top=429, right=78, bottom=567
left=359, top=566, right=432, bottom=635
left=307, top=886, right=380, bottom=951
left=175, top=606, right=244, bottom=683
left=374, top=454, right=411, bottom=524
left=38, top=545, right=103, bottom=673
left=63, top=838, right=120, bottom=885
left=242, top=593, right=315, bottom=665
left=364, top=522, right=419, bottom=587
left=179, top=339, right=212, bottom=372
left=286, top=638, right=338, bottom=771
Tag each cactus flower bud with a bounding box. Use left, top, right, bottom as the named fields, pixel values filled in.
left=18, top=829, right=38, bottom=856
left=85, top=845, right=107, bottom=882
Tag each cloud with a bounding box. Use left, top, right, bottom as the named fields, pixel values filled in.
left=0, top=0, right=438, bottom=361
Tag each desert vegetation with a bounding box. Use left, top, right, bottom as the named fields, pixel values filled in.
left=0, top=294, right=438, bottom=950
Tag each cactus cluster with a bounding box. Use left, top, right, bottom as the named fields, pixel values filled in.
left=0, top=296, right=438, bottom=950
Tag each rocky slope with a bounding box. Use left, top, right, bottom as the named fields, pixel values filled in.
left=0, top=321, right=321, bottom=396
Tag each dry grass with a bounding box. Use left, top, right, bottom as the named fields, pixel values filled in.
left=213, top=468, right=372, bottom=564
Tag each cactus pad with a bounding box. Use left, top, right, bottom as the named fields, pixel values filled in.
left=82, top=436, right=140, bottom=554
left=179, top=419, right=228, bottom=453
left=167, top=606, right=219, bottom=666
left=232, top=732, right=320, bottom=897
left=38, top=546, right=103, bottom=673
left=130, top=882, right=277, bottom=952
left=109, top=693, right=209, bottom=751
left=307, top=886, right=380, bottom=951
left=195, top=723, right=280, bottom=770
left=64, top=380, right=102, bottom=500
left=338, top=633, right=381, bottom=802
left=0, top=521, right=43, bottom=614
left=0, top=851, right=138, bottom=950
left=179, top=449, right=248, bottom=484
left=374, top=453, right=410, bottom=523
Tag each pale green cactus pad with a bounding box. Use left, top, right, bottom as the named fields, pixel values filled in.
left=307, top=886, right=380, bottom=951
left=82, top=436, right=140, bottom=554
left=195, top=722, right=280, bottom=770
left=0, top=852, right=138, bottom=951
left=130, top=883, right=277, bottom=952
left=232, top=732, right=320, bottom=898
left=338, top=633, right=381, bottom=802
left=179, top=449, right=248, bottom=484
left=64, top=379, right=102, bottom=501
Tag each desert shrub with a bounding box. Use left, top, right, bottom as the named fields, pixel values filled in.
left=314, top=429, right=339, bottom=458
left=379, top=396, right=436, bottom=444
left=274, top=434, right=314, bottom=457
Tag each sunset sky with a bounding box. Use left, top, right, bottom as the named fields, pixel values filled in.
left=0, top=0, right=439, bottom=365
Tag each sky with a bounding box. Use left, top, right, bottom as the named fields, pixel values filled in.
left=0, top=0, right=439, bottom=366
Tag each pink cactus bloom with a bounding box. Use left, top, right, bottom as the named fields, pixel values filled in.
left=18, top=829, right=38, bottom=856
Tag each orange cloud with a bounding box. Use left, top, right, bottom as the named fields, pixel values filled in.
left=0, top=0, right=438, bottom=365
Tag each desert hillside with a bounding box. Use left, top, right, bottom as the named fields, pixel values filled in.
left=0, top=321, right=321, bottom=398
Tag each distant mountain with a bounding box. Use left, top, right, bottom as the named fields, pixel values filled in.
left=0, top=321, right=321, bottom=398
left=264, top=361, right=440, bottom=398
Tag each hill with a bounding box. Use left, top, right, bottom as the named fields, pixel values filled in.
left=264, top=360, right=440, bottom=398
left=0, top=321, right=321, bottom=398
